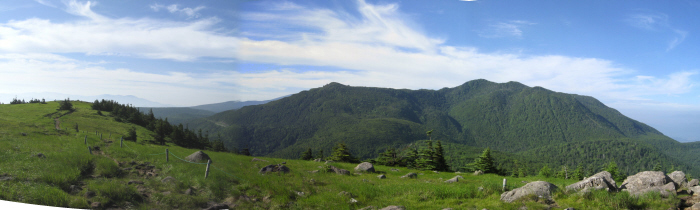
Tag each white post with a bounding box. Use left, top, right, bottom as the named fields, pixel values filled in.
left=503, top=178, right=507, bottom=191
left=205, top=160, right=211, bottom=178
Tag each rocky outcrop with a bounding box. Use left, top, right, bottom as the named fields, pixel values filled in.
left=355, top=162, right=375, bottom=173
left=690, top=179, right=699, bottom=187
left=259, top=164, right=290, bottom=174
left=401, top=173, right=417, bottom=179
left=185, top=151, right=211, bottom=163
left=500, top=181, right=558, bottom=203
left=690, top=186, right=700, bottom=195
left=620, top=171, right=675, bottom=197
left=565, top=171, right=617, bottom=192
left=669, top=171, right=688, bottom=188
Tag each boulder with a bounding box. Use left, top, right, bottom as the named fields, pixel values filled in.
left=401, top=173, right=417, bottom=179
left=633, top=182, right=676, bottom=197
left=329, top=165, right=350, bottom=175
left=668, top=171, right=688, bottom=188
left=474, top=170, right=484, bottom=176
left=380, top=206, right=406, bottom=210
left=620, top=171, right=675, bottom=197
left=565, top=171, right=617, bottom=192
left=689, top=186, right=700, bottom=195
left=185, top=151, right=211, bottom=163
left=500, top=181, right=558, bottom=203
left=377, top=174, right=386, bottom=179
left=444, top=175, right=464, bottom=183
left=690, top=179, right=699, bottom=187
left=355, top=162, right=375, bottom=173
left=691, top=203, right=700, bottom=210
left=259, top=164, right=290, bottom=174
left=390, top=168, right=400, bottom=172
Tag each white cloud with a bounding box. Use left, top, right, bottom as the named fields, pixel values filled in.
left=477, top=20, right=536, bottom=38
left=627, top=12, right=688, bottom=51
left=150, top=3, right=205, bottom=19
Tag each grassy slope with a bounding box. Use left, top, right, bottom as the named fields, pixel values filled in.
left=0, top=102, right=683, bottom=209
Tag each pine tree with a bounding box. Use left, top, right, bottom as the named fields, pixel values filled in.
left=474, top=147, right=496, bottom=173
left=605, top=161, right=625, bottom=183
left=405, top=148, right=419, bottom=168
left=300, top=148, right=313, bottom=160
left=653, top=163, right=662, bottom=172
left=377, top=148, right=398, bottom=166
left=241, top=148, right=251, bottom=156
left=433, top=141, right=448, bottom=171
left=518, top=168, right=526, bottom=178
left=416, top=140, right=435, bottom=170
left=329, top=142, right=358, bottom=163
left=125, top=127, right=137, bottom=142
left=58, top=98, right=73, bottom=111
left=317, top=150, right=324, bottom=160
left=572, top=165, right=584, bottom=180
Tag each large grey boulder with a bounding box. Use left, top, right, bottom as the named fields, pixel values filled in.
left=565, top=171, right=617, bottom=192
left=689, top=186, right=700, bottom=195
left=690, top=179, right=700, bottom=187
left=500, top=181, right=558, bottom=203
left=355, top=162, right=375, bottom=173
left=185, top=151, right=211, bottom=163
left=668, top=171, right=688, bottom=188
left=620, top=171, right=675, bottom=197
left=259, top=164, right=290, bottom=174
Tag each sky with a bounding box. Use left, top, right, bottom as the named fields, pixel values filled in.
left=1, top=0, right=700, bottom=141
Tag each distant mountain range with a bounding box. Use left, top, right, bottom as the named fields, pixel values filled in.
left=140, top=96, right=286, bottom=125
left=183, top=79, right=700, bottom=175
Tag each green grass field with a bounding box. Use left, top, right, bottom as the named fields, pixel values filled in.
left=0, top=101, right=686, bottom=209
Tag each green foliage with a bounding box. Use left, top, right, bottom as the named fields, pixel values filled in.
left=539, top=165, right=552, bottom=178
left=653, top=163, right=662, bottom=171
left=572, top=165, right=584, bottom=180
left=57, top=98, right=74, bottom=111
left=125, top=127, right=137, bottom=142
left=300, top=148, right=313, bottom=160
left=328, top=142, right=358, bottom=163
left=605, top=161, right=626, bottom=183
left=474, top=148, right=496, bottom=173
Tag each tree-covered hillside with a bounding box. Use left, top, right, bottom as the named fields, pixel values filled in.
left=186, top=79, right=697, bottom=175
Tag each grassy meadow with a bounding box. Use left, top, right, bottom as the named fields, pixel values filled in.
left=0, top=101, right=687, bottom=209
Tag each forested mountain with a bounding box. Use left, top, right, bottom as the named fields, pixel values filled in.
left=139, top=107, right=215, bottom=126
left=187, top=79, right=699, bottom=175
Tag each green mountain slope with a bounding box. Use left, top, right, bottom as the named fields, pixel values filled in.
left=187, top=79, right=693, bottom=175
left=139, top=107, right=215, bottom=126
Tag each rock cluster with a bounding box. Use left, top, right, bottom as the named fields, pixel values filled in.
left=565, top=171, right=617, bottom=192
left=259, top=164, right=290, bottom=174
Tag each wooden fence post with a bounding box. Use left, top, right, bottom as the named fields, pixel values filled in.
left=88, top=146, right=92, bottom=154
left=120, top=137, right=123, bottom=148
left=205, top=160, right=211, bottom=178
left=166, top=149, right=169, bottom=162
left=84, top=136, right=87, bottom=144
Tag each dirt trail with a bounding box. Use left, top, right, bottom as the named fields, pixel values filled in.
left=54, top=118, right=60, bottom=130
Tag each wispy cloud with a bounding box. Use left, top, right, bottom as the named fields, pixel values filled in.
left=477, top=20, right=535, bottom=38
left=626, top=12, right=688, bottom=51
left=150, top=3, right=205, bottom=19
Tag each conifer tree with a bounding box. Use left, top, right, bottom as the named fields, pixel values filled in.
left=317, top=150, right=324, bottom=160
left=653, top=163, right=662, bottom=172
left=573, top=165, right=584, bottom=180
left=605, top=161, right=625, bottom=183
left=58, top=98, right=73, bottom=111
left=405, top=148, right=419, bottom=168
left=125, top=127, right=137, bottom=142
left=434, top=140, right=448, bottom=171
left=241, top=148, right=250, bottom=156
left=300, top=148, right=313, bottom=160
left=518, top=168, right=526, bottom=178
left=416, top=140, right=435, bottom=170
left=329, top=142, right=358, bottom=163
left=474, top=147, right=496, bottom=173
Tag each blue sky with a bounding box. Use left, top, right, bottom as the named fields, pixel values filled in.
left=1, top=0, right=700, bottom=141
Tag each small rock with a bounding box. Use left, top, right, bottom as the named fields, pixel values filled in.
left=90, top=202, right=101, bottom=208
left=390, top=168, right=399, bottom=172
left=34, top=153, right=46, bottom=158
left=400, top=173, right=417, bottom=179
left=349, top=198, right=358, bottom=203
left=309, top=170, right=319, bottom=173
left=338, top=191, right=353, bottom=197
left=92, top=146, right=100, bottom=151
left=433, top=171, right=439, bottom=174
left=161, top=176, right=176, bottom=183
left=21, top=133, right=27, bottom=136
left=358, top=206, right=376, bottom=210
left=296, top=191, right=305, bottom=196
left=85, top=191, right=96, bottom=198
left=313, top=158, right=322, bottom=162
left=455, top=171, right=461, bottom=174
left=473, top=170, right=484, bottom=176
left=281, top=162, right=286, bottom=164
left=325, top=160, right=334, bottom=164
left=377, top=174, right=386, bottom=179
left=127, top=180, right=144, bottom=185
left=184, top=188, right=194, bottom=195
left=379, top=206, right=406, bottom=210
left=204, top=203, right=230, bottom=210
left=362, top=179, right=369, bottom=182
